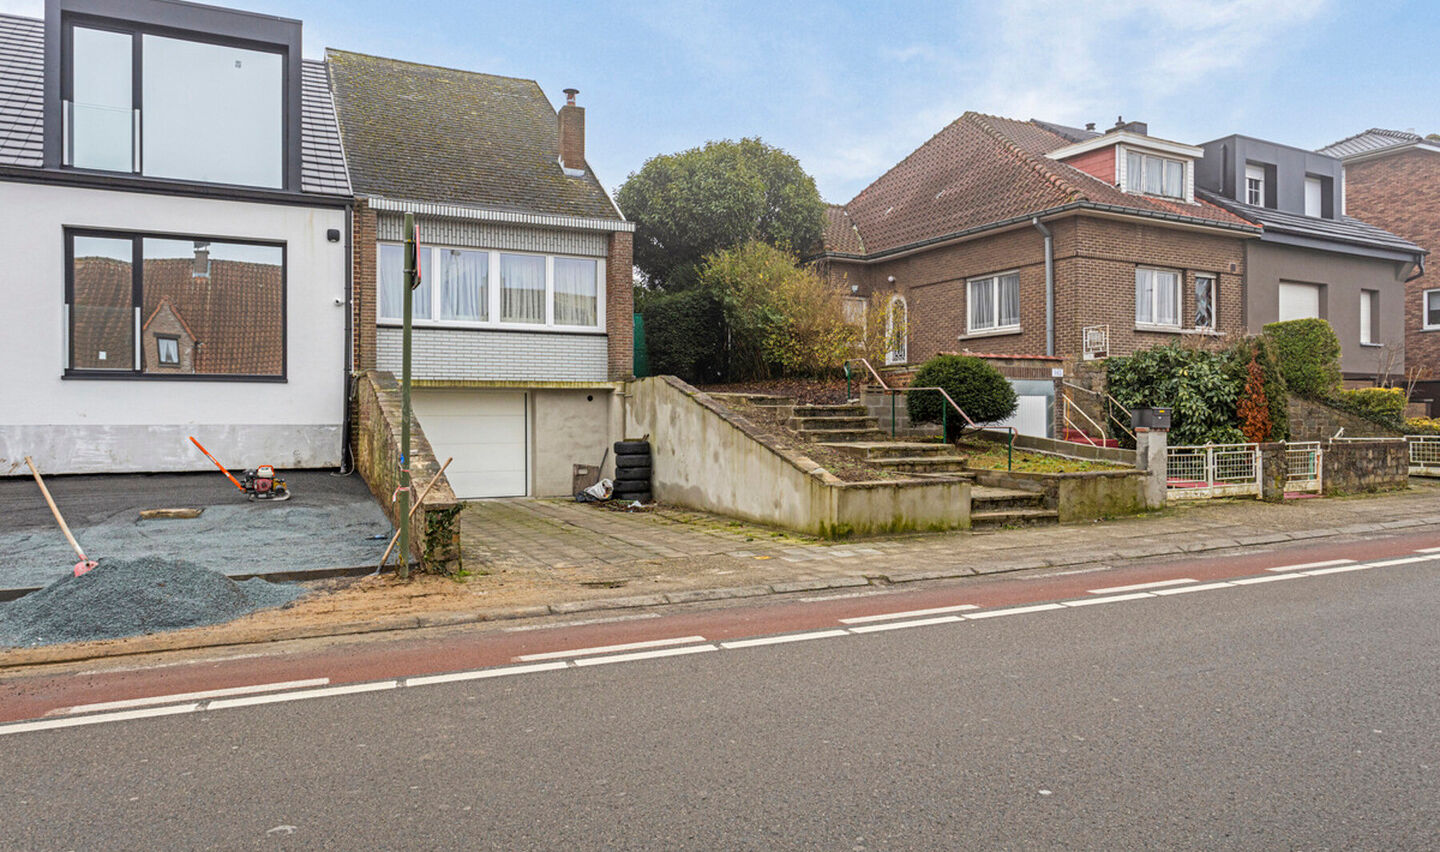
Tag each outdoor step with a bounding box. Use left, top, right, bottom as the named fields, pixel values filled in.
left=797, top=428, right=890, bottom=442
left=787, top=415, right=877, bottom=431
left=792, top=404, right=869, bottom=417
left=707, top=392, right=795, bottom=408
left=873, top=456, right=971, bottom=473
left=818, top=442, right=959, bottom=460
left=970, top=507, right=1060, bottom=528
left=971, top=486, right=1049, bottom=513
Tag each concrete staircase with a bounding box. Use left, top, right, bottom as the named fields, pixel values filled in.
left=969, top=486, right=1058, bottom=528
left=820, top=440, right=970, bottom=476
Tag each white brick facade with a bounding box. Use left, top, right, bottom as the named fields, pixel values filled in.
left=376, top=328, right=608, bottom=382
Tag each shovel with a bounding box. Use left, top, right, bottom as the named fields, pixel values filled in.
left=24, top=456, right=99, bottom=577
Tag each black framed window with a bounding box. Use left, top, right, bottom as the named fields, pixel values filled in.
left=66, top=229, right=286, bottom=380
left=63, top=17, right=285, bottom=187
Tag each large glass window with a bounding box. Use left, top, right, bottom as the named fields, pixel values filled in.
left=1125, top=150, right=1184, bottom=198
left=142, top=35, right=283, bottom=187
left=967, top=272, right=1020, bottom=333
left=553, top=257, right=598, bottom=326
left=1135, top=268, right=1180, bottom=327
left=68, top=232, right=285, bottom=378
left=439, top=249, right=488, bottom=322
left=885, top=295, right=907, bottom=365
left=501, top=254, right=547, bottom=324
left=1194, top=275, right=1216, bottom=330
left=1426, top=290, right=1440, bottom=330
left=65, top=22, right=285, bottom=188
left=69, top=27, right=133, bottom=172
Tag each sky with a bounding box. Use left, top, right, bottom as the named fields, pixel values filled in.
left=6, top=0, right=1439, bottom=204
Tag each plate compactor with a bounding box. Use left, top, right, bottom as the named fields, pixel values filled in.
left=189, top=436, right=291, bottom=502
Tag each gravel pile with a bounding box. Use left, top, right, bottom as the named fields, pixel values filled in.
left=0, top=556, right=304, bottom=648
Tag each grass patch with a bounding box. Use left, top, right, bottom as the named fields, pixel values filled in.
left=957, top=440, right=1126, bottom=474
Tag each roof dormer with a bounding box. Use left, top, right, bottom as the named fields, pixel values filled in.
left=1046, top=120, right=1202, bottom=204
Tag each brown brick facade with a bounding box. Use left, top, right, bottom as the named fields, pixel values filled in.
left=352, top=197, right=378, bottom=371
left=606, top=230, right=634, bottom=380
left=826, top=213, right=1247, bottom=367
left=1341, top=150, right=1440, bottom=394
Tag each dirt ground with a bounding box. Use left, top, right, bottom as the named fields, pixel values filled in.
left=696, top=377, right=851, bottom=404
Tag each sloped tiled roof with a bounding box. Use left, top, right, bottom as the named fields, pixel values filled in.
left=325, top=49, right=620, bottom=219
left=0, top=14, right=349, bottom=196
left=1029, top=119, right=1100, bottom=144
left=1197, top=189, right=1425, bottom=258
left=0, top=13, right=43, bottom=168
left=822, top=204, right=866, bottom=255
left=833, top=111, right=1254, bottom=256
left=1318, top=128, right=1425, bottom=160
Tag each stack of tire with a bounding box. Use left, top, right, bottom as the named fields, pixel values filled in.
left=612, top=439, right=652, bottom=504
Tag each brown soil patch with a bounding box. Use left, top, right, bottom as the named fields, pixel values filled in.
left=698, top=378, right=850, bottom=405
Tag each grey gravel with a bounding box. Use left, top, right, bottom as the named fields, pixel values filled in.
left=0, top=556, right=304, bottom=647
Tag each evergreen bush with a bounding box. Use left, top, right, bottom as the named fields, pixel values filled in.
left=906, top=355, right=1017, bottom=441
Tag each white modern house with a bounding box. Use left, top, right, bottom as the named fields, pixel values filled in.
left=0, top=0, right=352, bottom=474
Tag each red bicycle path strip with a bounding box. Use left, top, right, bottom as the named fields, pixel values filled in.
left=2, top=529, right=1437, bottom=725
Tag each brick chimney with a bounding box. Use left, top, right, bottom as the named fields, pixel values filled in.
left=558, top=88, right=585, bottom=174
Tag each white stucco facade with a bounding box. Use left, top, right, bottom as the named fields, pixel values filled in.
left=0, top=179, right=350, bottom=475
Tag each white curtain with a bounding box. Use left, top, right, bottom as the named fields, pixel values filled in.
left=553, top=258, right=597, bottom=326
left=970, top=279, right=994, bottom=330
left=1156, top=271, right=1178, bottom=325
left=441, top=249, right=486, bottom=321
left=379, top=243, right=430, bottom=320
left=501, top=254, right=546, bottom=323
left=1135, top=269, right=1153, bottom=324
left=998, top=273, right=1020, bottom=327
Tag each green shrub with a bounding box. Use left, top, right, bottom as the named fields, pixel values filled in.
left=1226, top=336, right=1288, bottom=441
left=906, top=355, right=1017, bottom=441
left=1331, top=386, right=1406, bottom=426
left=1404, top=416, right=1440, bottom=435
left=1263, top=318, right=1342, bottom=398
left=638, top=288, right=724, bottom=383
left=1106, top=343, right=1246, bottom=446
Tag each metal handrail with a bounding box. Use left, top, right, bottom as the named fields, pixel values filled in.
left=843, top=357, right=1015, bottom=470
left=1061, top=395, right=1110, bottom=446
left=1062, top=381, right=1135, bottom=442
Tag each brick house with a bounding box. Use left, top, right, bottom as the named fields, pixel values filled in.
left=0, top=1, right=352, bottom=474
left=327, top=50, right=634, bottom=499
left=1320, top=129, right=1440, bottom=408
left=1196, top=134, right=1425, bottom=383
left=815, top=113, right=1259, bottom=435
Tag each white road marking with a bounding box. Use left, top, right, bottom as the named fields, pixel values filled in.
left=720, top=630, right=850, bottom=649
left=963, top=603, right=1067, bottom=619
left=1087, top=578, right=1195, bottom=594
left=1061, top=592, right=1155, bottom=607
left=572, top=644, right=718, bottom=667
left=1266, top=558, right=1354, bottom=572
left=516, top=635, right=708, bottom=662
left=52, top=679, right=330, bottom=716
left=848, top=615, right=964, bottom=634
left=405, top=662, right=567, bottom=687
left=1231, top=573, right=1304, bottom=585
left=1363, top=555, right=1436, bottom=568
left=207, top=681, right=398, bottom=710
left=1414, top=546, right=1440, bottom=553
left=0, top=703, right=199, bottom=737
left=840, top=603, right=978, bottom=624
left=1303, top=564, right=1373, bottom=576
left=1151, top=581, right=1235, bottom=595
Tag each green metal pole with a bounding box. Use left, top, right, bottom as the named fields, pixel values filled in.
left=941, top=400, right=947, bottom=443
left=891, top=391, right=896, bottom=438
left=844, top=362, right=851, bottom=401
left=1008, top=430, right=1014, bottom=471
left=399, top=212, right=415, bottom=579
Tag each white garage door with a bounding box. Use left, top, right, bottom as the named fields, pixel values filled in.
left=990, top=395, right=1049, bottom=438
left=410, top=390, right=527, bottom=499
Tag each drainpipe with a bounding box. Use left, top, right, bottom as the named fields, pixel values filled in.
left=1032, top=217, right=1055, bottom=357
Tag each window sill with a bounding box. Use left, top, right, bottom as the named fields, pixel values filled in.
left=1423, top=326, right=1440, bottom=333
left=377, top=321, right=606, bottom=335
left=1359, top=342, right=1383, bottom=348
left=1134, top=323, right=1183, bottom=334
left=1179, top=328, right=1223, bottom=336
left=63, top=371, right=286, bottom=383
left=959, top=327, right=1022, bottom=340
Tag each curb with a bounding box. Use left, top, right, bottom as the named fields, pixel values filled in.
left=3, top=513, right=1438, bottom=671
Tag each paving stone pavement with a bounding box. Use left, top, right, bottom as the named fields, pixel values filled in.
left=461, top=482, right=1440, bottom=591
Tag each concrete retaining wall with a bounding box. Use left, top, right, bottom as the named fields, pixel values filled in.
left=968, top=468, right=1152, bottom=521
left=354, top=371, right=462, bottom=573
left=625, top=376, right=970, bottom=537
left=1288, top=396, right=1403, bottom=441
left=976, top=428, right=1135, bottom=465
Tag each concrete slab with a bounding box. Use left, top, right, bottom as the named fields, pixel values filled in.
left=0, top=471, right=392, bottom=589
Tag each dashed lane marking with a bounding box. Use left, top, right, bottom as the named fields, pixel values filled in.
left=207, top=681, right=399, bottom=710
left=1061, top=592, right=1156, bottom=607
left=1151, top=581, right=1236, bottom=595
left=1087, top=578, right=1196, bottom=594
left=0, top=704, right=200, bottom=736
left=1414, top=546, right=1440, bottom=553
left=720, top=630, right=850, bottom=649
left=840, top=603, right=979, bottom=624
left=1231, top=573, right=1304, bottom=585
left=52, top=679, right=330, bottom=716
left=516, top=635, right=708, bottom=662
left=1267, top=559, right=1355, bottom=572
left=571, top=644, right=718, bottom=667
left=406, top=662, right=568, bottom=687
left=848, top=615, right=965, bottom=634
left=963, top=603, right=1067, bottom=619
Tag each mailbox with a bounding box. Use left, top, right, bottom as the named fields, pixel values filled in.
left=1131, top=407, right=1172, bottom=430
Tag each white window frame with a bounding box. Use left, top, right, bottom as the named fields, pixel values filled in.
left=1425, top=289, right=1440, bottom=331
left=1193, top=274, right=1217, bottom=331
left=376, top=242, right=605, bottom=333
left=1245, top=164, right=1266, bottom=206
left=885, top=294, right=907, bottom=365
left=1304, top=176, right=1323, bottom=218
left=965, top=271, right=1021, bottom=335
left=1123, top=149, right=1186, bottom=199
left=1135, top=267, right=1182, bottom=329
left=1360, top=289, right=1378, bottom=346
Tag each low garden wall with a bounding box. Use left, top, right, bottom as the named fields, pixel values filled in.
left=1322, top=439, right=1409, bottom=495
left=967, top=468, right=1152, bottom=522
left=626, top=376, right=970, bottom=537
left=1288, top=396, right=1402, bottom=441
left=354, top=370, right=462, bottom=573
left=976, top=428, right=1134, bottom=465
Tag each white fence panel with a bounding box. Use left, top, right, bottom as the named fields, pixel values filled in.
left=1409, top=435, right=1440, bottom=476
left=1166, top=443, right=1261, bottom=500
left=1285, top=441, right=1322, bottom=493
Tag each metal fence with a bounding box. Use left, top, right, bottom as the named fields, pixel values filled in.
left=1284, top=441, right=1322, bottom=493
left=1166, top=443, right=1262, bottom=500
left=1408, top=435, right=1440, bottom=476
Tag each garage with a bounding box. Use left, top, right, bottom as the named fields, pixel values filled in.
left=410, top=390, right=528, bottom=499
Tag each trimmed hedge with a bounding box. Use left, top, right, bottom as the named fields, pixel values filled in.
left=1263, top=318, right=1342, bottom=398
left=1331, top=386, right=1406, bottom=427
left=906, top=355, right=1017, bottom=441
left=637, top=288, right=724, bottom=383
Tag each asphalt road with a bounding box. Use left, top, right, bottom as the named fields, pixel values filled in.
left=2, top=552, right=1436, bottom=849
